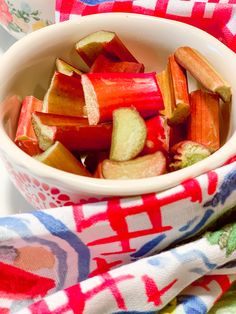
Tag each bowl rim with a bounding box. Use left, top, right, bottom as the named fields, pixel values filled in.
left=0, top=12, right=236, bottom=196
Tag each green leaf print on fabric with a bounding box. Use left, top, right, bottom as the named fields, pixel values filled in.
left=207, top=223, right=236, bottom=256
left=208, top=282, right=236, bottom=314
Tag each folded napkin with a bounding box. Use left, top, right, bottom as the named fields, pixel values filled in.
left=1, top=0, right=236, bottom=313
left=0, top=158, right=236, bottom=313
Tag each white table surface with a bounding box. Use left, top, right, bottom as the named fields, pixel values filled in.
left=0, top=26, right=33, bottom=216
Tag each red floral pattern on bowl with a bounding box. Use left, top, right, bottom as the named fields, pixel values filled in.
left=0, top=152, right=103, bottom=209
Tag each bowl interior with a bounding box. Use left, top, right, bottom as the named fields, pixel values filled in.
left=0, top=13, right=236, bottom=196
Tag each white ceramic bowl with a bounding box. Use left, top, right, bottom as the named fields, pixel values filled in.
left=0, top=13, right=236, bottom=209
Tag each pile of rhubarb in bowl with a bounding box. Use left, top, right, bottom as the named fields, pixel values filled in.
left=14, top=30, right=232, bottom=180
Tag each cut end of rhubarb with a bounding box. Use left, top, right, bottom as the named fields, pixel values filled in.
left=81, top=74, right=100, bottom=125
left=56, top=58, right=83, bottom=76
left=32, top=112, right=55, bottom=151
left=170, top=140, right=211, bottom=170
left=76, top=31, right=115, bottom=50
left=75, top=31, right=116, bottom=67
left=215, top=85, right=231, bottom=103
left=110, top=108, right=147, bottom=161
left=76, top=30, right=138, bottom=67
left=102, top=151, right=166, bottom=179
left=168, top=102, right=190, bottom=125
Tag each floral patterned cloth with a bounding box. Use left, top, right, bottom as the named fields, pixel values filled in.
left=0, top=0, right=54, bottom=38
left=0, top=158, right=236, bottom=313
left=1, top=0, right=236, bottom=313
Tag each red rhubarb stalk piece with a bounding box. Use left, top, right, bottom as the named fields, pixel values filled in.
left=142, top=115, right=170, bottom=154
left=90, top=54, right=144, bottom=73
left=169, top=123, right=187, bottom=148
left=84, top=151, right=109, bottom=175
left=32, top=112, right=112, bottom=152
left=43, top=72, right=86, bottom=117
left=81, top=72, right=164, bottom=125
left=75, top=30, right=138, bottom=67
left=187, top=90, right=220, bottom=152
left=15, top=96, right=43, bottom=156
left=174, top=47, right=231, bottom=102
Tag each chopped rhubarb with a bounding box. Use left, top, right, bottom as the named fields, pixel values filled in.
left=157, top=70, right=174, bottom=120
left=90, top=54, right=144, bottom=73
left=110, top=108, right=147, bottom=161
left=142, top=115, right=170, bottom=154
left=35, top=141, right=91, bottom=176
left=169, top=123, right=187, bottom=148
left=56, top=58, right=83, bottom=76
left=75, top=30, right=138, bottom=67
left=15, top=96, right=43, bottom=156
left=174, top=47, right=231, bottom=102
left=102, top=151, right=166, bottom=179
left=81, top=72, right=164, bottom=125
left=187, top=90, right=220, bottom=152
left=84, top=151, right=109, bottom=175
left=170, top=140, right=211, bottom=170
left=157, top=55, right=190, bottom=124
left=32, top=112, right=112, bottom=152
left=43, top=72, right=86, bottom=117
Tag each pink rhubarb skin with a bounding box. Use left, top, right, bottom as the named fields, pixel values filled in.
left=142, top=115, right=170, bottom=154
left=75, top=30, right=139, bottom=67
left=43, top=72, right=86, bottom=117
left=81, top=72, right=164, bottom=125
left=90, top=54, right=144, bottom=73
left=15, top=96, right=43, bottom=156
left=32, top=112, right=112, bottom=152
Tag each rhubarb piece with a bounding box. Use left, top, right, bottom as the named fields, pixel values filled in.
left=169, top=123, right=187, bottom=148
left=90, top=54, right=144, bottom=73
left=94, top=161, right=104, bottom=178
left=170, top=140, right=211, bottom=170
left=187, top=90, right=220, bottom=152
left=174, top=47, right=231, bottom=102
left=56, top=58, right=83, bottom=76
left=102, top=151, right=166, bottom=179
left=110, top=108, right=147, bottom=161
left=84, top=151, right=109, bottom=175
left=142, top=116, right=170, bottom=154
left=43, top=72, right=86, bottom=117
left=75, top=30, right=138, bottom=67
left=157, top=70, right=174, bottom=120
left=15, top=96, right=43, bottom=156
left=16, top=140, right=42, bottom=156
left=157, top=55, right=190, bottom=124
left=168, top=54, right=190, bottom=123
left=81, top=72, right=164, bottom=125
left=32, top=112, right=112, bottom=152
left=35, top=141, right=91, bottom=176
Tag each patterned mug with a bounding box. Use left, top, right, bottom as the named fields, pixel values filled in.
left=0, top=0, right=55, bottom=39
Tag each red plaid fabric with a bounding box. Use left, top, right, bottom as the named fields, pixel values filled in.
left=56, top=0, right=236, bottom=53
